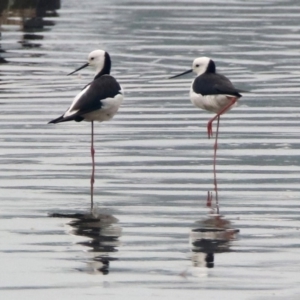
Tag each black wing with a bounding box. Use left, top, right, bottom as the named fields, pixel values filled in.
left=49, top=75, right=122, bottom=124
left=72, top=75, right=121, bottom=114
left=193, top=73, right=245, bottom=97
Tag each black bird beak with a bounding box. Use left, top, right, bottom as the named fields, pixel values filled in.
left=68, top=62, right=89, bottom=76
left=169, top=69, right=193, bottom=79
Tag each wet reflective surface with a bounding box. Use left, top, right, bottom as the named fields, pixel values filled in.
left=1, top=0, right=300, bottom=299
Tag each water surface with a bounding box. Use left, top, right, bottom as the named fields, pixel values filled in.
left=1, top=0, right=300, bottom=299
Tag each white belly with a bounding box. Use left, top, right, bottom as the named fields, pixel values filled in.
left=83, top=93, right=124, bottom=122
left=190, top=88, right=238, bottom=114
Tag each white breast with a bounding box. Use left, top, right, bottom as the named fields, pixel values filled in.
left=83, top=92, right=124, bottom=122
left=189, top=87, right=238, bottom=114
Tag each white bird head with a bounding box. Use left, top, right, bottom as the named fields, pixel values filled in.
left=169, top=56, right=215, bottom=79
left=68, top=49, right=111, bottom=77
left=87, top=50, right=107, bottom=74
left=192, top=57, right=214, bottom=75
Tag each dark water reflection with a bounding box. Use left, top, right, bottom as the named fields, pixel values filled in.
left=0, top=0, right=59, bottom=50
left=190, top=192, right=239, bottom=269
left=191, top=214, right=239, bottom=269
left=50, top=210, right=121, bottom=275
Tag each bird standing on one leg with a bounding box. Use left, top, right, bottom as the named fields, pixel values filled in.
left=49, top=50, right=124, bottom=209
left=170, top=56, right=246, bottom=204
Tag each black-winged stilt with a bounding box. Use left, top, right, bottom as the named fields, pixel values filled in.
left=49, top=50, right=124, bottom=208
left=170, top=56, right=246, bottom=202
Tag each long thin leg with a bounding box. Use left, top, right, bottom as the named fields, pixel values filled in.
left=90, top=121, right=95, bottom=210
left=206, top=191, right=212, bottom=208
left=213, top=116, right=220, bottom=214
left=207, top=97, right=238, bottom=139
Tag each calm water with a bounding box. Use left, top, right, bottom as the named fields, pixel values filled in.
left=1, top=0, right=300, bottom=299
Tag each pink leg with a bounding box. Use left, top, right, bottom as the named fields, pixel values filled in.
left=206, top=97, right=238, bottom=139
left=207, top=121, right=213, bottom=139
left=213, top=116, right=220, bottom=213
left=90, top=121, right=95, bottom=210
left=206, top=190, right=212, bottom=208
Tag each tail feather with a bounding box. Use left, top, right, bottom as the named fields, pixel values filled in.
left=48, top=114, right=84, bottom=124
left=48, top=114, right=67, bottom=124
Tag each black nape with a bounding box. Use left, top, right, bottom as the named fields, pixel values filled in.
left=94, top=52, right=111, bottom=79
left=206, top=59, right=216, bottom=73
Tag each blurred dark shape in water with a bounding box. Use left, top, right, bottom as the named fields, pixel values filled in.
left=0, top=0, right=60, bottom=51
left=0, top=0, right=60, bottom=14
left=0, top=0, right=60, bottom=28
left=50, top=209, right=121, bottom=275
left=0, top=33, right=7, bottom=63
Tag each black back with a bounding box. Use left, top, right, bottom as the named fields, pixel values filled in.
left=71, top=75, right=121, bottom=116
left=49, top=75, right=122, bottom=124
left=193, top=73, right=243, bottom=97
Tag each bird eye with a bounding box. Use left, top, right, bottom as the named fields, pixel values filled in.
left=91, top=57, right=94, bottom=61
left=195, top=64, right=199, bottom=67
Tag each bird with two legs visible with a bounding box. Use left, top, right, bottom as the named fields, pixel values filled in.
left=49, top=50, right=124, bottom=209
left=170, top=57, right=247, bottom=208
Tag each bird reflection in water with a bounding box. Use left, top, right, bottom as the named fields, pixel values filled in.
left=190, top=194, right=239, bottom=269
left=50, top=209, right=121, bottom=275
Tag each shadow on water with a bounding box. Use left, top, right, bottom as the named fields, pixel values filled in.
left=0, top=0, right=60, bottom=52
left=190, top=193, right=239, bottom=269
left=50, top=208, right=122, bottom=275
